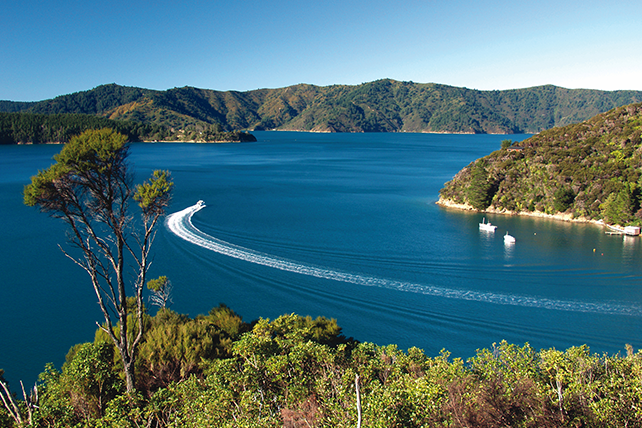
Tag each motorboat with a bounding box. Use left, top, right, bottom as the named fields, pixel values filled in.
left=504, top=232, right=516, bottom=244
left=479, top=218, right=497, bottom=232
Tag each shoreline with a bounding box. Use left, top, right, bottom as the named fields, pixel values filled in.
left=142, top=140, right=247, bottom=144
left=436, top=197, right=607, bottom=227
left=13, top=139, right=250, bottom=145
left=256, top=128, right=523, bottom=135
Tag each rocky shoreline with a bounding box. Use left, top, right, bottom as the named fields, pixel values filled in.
left=436, top=197, right=606, bottom=226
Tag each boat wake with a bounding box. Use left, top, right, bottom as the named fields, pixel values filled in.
left=166, top=202, right=642, bottom=317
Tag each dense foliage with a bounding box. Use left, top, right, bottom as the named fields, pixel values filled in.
left=0, top=112, right=256, bottom=144
left=2, top=305, right=641, bottom=427
left=2, top=80, right=641, bottom=134
left=0, top=112, right=164, bottom=144
left=439, top=103, right=642, bottom=225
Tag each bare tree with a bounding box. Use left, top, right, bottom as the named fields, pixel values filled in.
left=1, top=378, right=38, bottom=426
left=24, top=129, right=173, bottom=393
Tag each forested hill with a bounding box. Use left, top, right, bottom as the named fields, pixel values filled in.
left=0, top=112, right=257, bottom=144
left=2, top=80, right=642, bottom=134
left=438, top=103, right=642, bottom=225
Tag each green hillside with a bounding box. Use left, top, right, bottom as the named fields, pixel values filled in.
left=3, top=80, right=641, bottom=134
left=3, top=306, right=642, bottom=427
left=0, top=111, right=256, bottom=144
left=438, top=103, right=642, bottom=225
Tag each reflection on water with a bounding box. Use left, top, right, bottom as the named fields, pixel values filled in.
left=622, top=235, right=640, bottom=263
left=503, top=239, right=515, bottom=259
left=478, top=229, right=495, bottom=258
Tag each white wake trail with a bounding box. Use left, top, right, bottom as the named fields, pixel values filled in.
left=166, top=202, right=642, bottom=316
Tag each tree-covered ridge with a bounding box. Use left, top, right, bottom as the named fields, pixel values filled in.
left=0, top=112, right=256, bottom=144
left=2, top=80, right=642, bottom=134
left=2, top=305, right=642, bottom=427
left=0, top=112, right=164, bottom=144
left=439, top=103, right=642, bottom=225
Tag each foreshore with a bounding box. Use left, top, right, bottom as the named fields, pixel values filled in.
left=436, top=197, right=606, bottom=226
left=143, top=140, right=245, bottom=143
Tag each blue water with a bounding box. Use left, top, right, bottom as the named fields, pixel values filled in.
left=2, top=132, right=642, bottom=388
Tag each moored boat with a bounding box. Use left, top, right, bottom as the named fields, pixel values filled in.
left=479, top=218, right=497, bottom=232
left=504, top=232, right=516, bottom=244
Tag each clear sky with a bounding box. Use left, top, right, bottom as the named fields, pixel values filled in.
left=2, top=0, right=641, bottom=101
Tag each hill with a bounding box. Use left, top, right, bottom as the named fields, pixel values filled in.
left=438, top=103, right=642, bottom=226
left=2, top=80, right=642, bottom=134
left=0, top=112, right=256, bottom=144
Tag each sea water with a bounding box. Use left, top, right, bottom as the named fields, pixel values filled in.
left=2, top=132, right=641, bottom=388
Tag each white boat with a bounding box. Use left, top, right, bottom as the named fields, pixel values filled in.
left=504, top=232, right=516, bottom=244
left=479, top=218, right=497, bottom=232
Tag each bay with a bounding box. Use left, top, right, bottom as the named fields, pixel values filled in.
left=2, top=131, right=641, bottom=388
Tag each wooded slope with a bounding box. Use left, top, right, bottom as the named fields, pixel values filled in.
left=3, top=306, right=642, bottom=427
left=439, top=103, right=642, bottom=225
left=3, top=80, right=641, bottom=134
left=0, top=112, right=256, bottom=144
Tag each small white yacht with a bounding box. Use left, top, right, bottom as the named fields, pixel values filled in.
left=504, top=232, right=516, bottom=244
left=479, top=218, right=497, bottom=232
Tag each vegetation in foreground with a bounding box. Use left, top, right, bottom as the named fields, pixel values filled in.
left=1, top=305, right=641, bottom=428
left=439, top=103, right=642, bottom=226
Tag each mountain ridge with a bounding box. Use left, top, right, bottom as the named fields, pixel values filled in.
left=2, top=80, right=642, bottom=134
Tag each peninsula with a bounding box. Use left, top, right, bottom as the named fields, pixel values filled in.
left=437, top=103, right=642, bottom=228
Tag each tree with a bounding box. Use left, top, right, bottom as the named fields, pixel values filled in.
left=600, top=183, right=639, bottom=224
left=466, top=162, right=495, bottom=210
left=36, top=343, right=122, bottom=424
left=146, top=275, right=173, bottom=309
left=553, top=186, right=575, bottom=213
left=0, top=369, right=38, bottom=427
left=24, top=128, right=173, bottom=393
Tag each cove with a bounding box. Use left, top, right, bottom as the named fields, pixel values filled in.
left=1, top=131, right=641, bottom=388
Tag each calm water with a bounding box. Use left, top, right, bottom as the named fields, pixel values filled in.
left=2, top=131, right=642, bottom=387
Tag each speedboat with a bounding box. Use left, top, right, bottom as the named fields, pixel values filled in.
left=504, top=232, right=516, bottom=244
left=479, top=218, right=497, bottom=232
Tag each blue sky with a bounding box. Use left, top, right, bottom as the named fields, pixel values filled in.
left=2, top=0, right=641, bottom=101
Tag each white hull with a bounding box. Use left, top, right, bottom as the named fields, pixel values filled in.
left=479, top=218, right=497, bottom=232
left=504, top=233, right=516, bottom=244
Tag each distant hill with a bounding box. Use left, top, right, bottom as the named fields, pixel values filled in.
left=0, top=112, right=256, bottom=144
left=438, top=103, right=642, bottom=225
left=2, top=80, right=642, bottom=134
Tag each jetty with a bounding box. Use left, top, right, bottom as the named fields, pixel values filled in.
left=606, top=225, right=641, bottom=236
